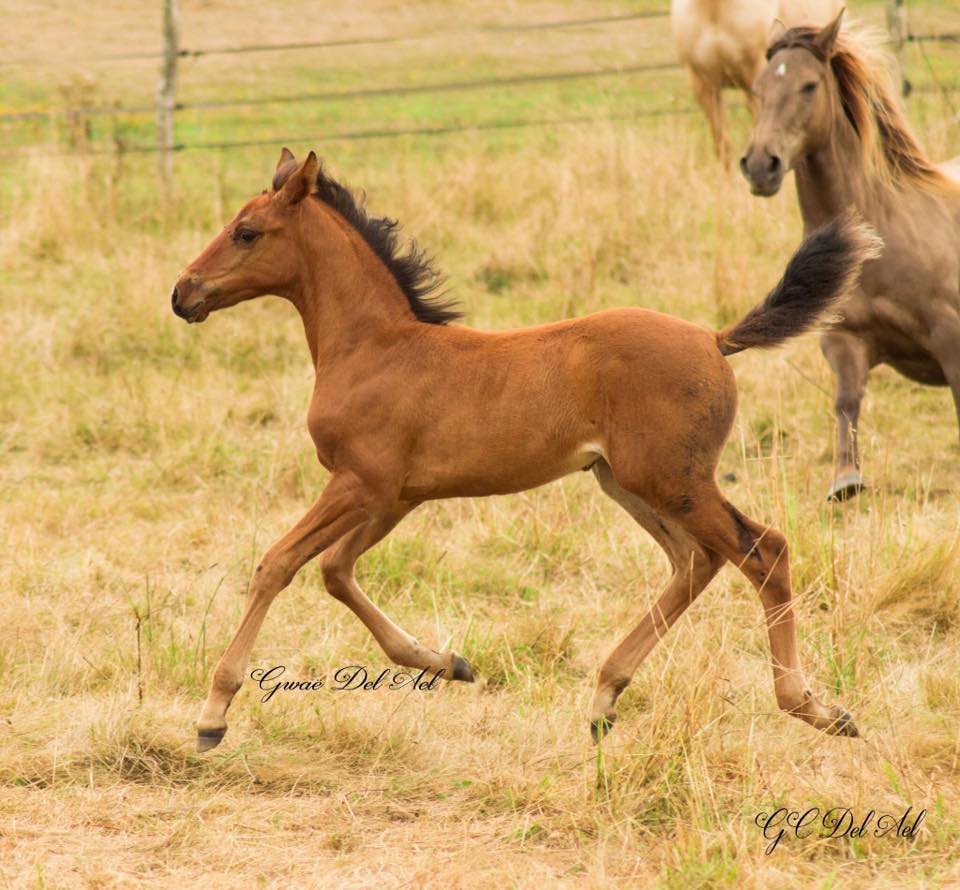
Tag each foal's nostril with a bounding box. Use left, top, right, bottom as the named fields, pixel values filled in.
left=739, top=156, right=748, bottom=174
left=769, top=155, right=781, bottom=174
left=171, top=285, right=180, bottom=309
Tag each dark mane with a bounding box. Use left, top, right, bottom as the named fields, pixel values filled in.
left=307, top=164, right=462, bottom=325
left=767, top=26, right=955, bottom=193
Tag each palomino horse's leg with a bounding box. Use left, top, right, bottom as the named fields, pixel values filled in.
left=821, top=330, right=872, bottom=501
left=589, top=461, right=725, bottom=739
left=678, top=486, right=858, bottom=737
left=196, top=474, right=372, bottom=751
left=690, top=71, right=729, bottom=166
left=320, top=510, right=474, bottom=682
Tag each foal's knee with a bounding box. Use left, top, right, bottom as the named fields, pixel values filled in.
left=320, top=552, right=352, bottom=601
left=758, top=527, right=788, bottom=563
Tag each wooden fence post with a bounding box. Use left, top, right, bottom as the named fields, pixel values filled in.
left=156, top=0, right=179, bottom=184
left=886, top=0, right=910, bottom=98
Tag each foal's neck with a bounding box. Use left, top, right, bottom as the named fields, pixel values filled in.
left=794, top=94, right=877, bottom=232
left=288, top=201, right=419, bottom=370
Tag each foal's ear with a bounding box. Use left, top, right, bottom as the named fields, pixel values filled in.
left=275, top=146, right=296, bottom=173
left=813, top=8, right=844, bottom=57
left=276, top=150, right=319, bottom=206
left=272, top=146, right=299, bottom=191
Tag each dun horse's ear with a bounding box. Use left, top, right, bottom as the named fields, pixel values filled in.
left=277, top=151, right=319, bottom=206
left=813, top=8, right=844, bottom=58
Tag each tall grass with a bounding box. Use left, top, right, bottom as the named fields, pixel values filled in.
left=2, top=1, right=960, bottom=886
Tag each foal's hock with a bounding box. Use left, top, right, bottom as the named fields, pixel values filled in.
left=172, top=149, right=879, bottom=752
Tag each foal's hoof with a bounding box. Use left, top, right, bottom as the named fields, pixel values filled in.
left=451, top=654, right=475, bottom=683
left=827, top=472, right=865, bottom=502
left=196, top=727, right=226, bottom=753
left=824, top=707, right=859, bottom=738
left=590, top=714, right=616, bottom=743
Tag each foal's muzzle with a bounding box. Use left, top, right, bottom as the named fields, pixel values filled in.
left=740, top=146, right=784, bottom=197
left=170, top=277, right=209, bottom=323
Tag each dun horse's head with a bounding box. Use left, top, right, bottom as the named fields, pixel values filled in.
left=171, top=148, right=318, bottom=323
left=740, top=11, right=844, bottom=197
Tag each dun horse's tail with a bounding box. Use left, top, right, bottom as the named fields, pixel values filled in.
left=716, top=210, right=882, bottom=357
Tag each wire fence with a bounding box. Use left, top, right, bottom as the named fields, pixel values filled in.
left=0, top=62, right=682, bottom=122
left=1, top=4, right=957, bottom=165
left=0, top=11, right=669, bottom=68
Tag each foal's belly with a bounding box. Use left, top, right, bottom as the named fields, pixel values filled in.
left=399, top=440, right=606, bottom=501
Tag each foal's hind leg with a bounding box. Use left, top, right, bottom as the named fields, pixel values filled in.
left=590, top=461, right=725, bottom=739
left=679, top=486, right=858, bottom=737
left=320, top=508, right=474, bottom=683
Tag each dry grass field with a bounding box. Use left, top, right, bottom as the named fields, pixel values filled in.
left=2, top=1, right=960, bottom=887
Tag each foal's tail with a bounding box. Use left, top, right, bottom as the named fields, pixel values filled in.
left=715, top=210, right=882, bottom=357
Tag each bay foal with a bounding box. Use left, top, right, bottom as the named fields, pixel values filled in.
left=173, top=149, right=877, bottom=751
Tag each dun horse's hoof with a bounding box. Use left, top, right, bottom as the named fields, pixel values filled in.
left=196, top=727, right=226, bottom=752
left=827, top=472, right=865, bottom=502
left=825, top=707, right=859, bottom=738
left=451, top=654, right=475, bottom=683
left=590, top=714, right=616, bottom=743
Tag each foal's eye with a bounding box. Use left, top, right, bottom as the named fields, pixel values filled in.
left=800, top=81, right=819, bottom=94
left=234, top=228, right=260, bottom=245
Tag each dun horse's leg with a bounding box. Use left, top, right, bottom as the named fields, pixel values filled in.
left=590, top=461, right=725, bottom=739
left=320, top=510, right=474, bottom=682
left=929, top=311, right=960, bottom=439
left=679, top=487, right=858, bottom=737
left=821, top=330, right=872, bottom=501
left=690, top=71, right=729, bottom=167
left=195, top=474, right=371, bottom=751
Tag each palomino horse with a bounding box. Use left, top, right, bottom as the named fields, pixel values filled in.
left=672, top=0, right=841, bottom=165
left=172, top=148, right=877, bottom=751
left=741, top=13, right=960, bottom=500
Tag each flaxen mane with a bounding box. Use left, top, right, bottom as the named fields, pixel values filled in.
left=273, top=159, right=462, bottom=325
left=768, top=27, right=954, bottom=192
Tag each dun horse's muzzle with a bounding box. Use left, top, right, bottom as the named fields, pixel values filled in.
left=740, top=147, right=784, bottom=197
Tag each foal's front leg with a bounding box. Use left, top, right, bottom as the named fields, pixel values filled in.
left=195, top=473, right=371, bottom=751
left=320, top=510, right=475, bottom=682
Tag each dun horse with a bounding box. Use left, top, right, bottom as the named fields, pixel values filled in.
left=671, top=0, right=841, bottom=165
left=172, top=149, right=877, bottom=752
left=741, top=13, right=960, bottom=500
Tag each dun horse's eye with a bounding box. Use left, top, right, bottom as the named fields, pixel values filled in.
left=801, top=81, right=819, bottom=94
left=234, top=228, right=260, bottom=245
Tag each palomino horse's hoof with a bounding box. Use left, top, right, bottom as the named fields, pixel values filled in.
left=827, top=472, right=865, bottom=502
left=589, top=714, right=616, bottom=743
left=196, top=727, right=226, bottom=753
left=825, top=707, right=859, bottom=738
left=451, top=654, right=475, bottom=683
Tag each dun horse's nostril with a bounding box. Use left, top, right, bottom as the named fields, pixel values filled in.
left=769, top=155, right=781, bottom=174
left=171, top=285, right=179, bottom=307
left=739, top=156, right=748, bottom=174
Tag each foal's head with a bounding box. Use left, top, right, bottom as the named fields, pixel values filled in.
left=740, top=12, right=845, bottom=196
left=171, top=148, right=319, bottom=323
